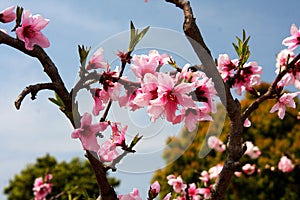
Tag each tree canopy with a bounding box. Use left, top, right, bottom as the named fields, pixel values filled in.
left=4, top=154, right=120, bottom=200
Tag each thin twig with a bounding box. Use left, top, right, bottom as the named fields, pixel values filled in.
left=14, top=83, right=55, bottom=109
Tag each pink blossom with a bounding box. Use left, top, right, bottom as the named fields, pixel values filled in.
left=198, top=187, right=211, bottom=199
left=275, top=50, right=300, bottom=89
left=163, top=193, right=172, bottom=200
left=188, top=183, right=202, bottom=200
left=270, top=92, right=300, bottom=119
left=282, top=24, right=300, bottom=50
left=173, top=107, right=212, bottom=132
left=86, top=48, right=107, bottom=70
left=234, top=171, right=242, bottom=177
left=278, top=156, right=294, bottom=173
left=243, top=118, right=251, bottom=127
left=167, top=175, right=187, bottom=193
left=92, top=88, right=110, bottom=116
left=217, top=54, right=238, bottom=81
left=149, top=50, right=170, bottom=66
left=132, top=73, right=158, bottom=109
left=217, top=54, right=262, bottom=95
left=149, top=72, right=195, bottom=122
left=15, top=10, right=50, bottom=50
left=233, top=61, right=262, bottom=96
left=110, top=122, right=127, bottom=146
left=98, top=140, right=119, bottom=162
left=119, top=88, right=143, bottom=111
left=71, top=112, right=109, bottom=152
left=33, top=174, right=52, bottom=200
left=99, top=69, right=122, bottom=101
left=276, top=49, right=295, bottom=70
left=199, top=170, right=210, bottom=183
left=193, top=76, right=217, bottom=113
left=277, top=71, right=300, bottom=89
left=208, top=164, right=223, bottom=179
left=275, top=49, right=300, bottom=88
left=118, top=188, right=142, bottom=200
left=207, top=136, right=226, bottom=152
left=149, top=181, right=160, bottom=198
left=242, top=163, right=256, bottom=175
left=244, top=141, right=261, bottom=159
left=0, top=6, right=16, bottom=23
left=131, top=50, right=169, bottom=79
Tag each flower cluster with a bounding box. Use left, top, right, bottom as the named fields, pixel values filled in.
left=270, top=24, right=300, bottom=119
left=71, top=112, right=128, bottom=162
left=165, top=174, right=211, bottom=200
left=123, top=60, right=217, bottom=132
left=217, top=54, right=262, bottom=96
left=72, top=48, right=217, bottom=163
left=32, top=174, right=52, bottom=200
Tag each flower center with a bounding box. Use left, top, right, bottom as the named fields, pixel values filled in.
left=23, top=25, right=35, bottom=38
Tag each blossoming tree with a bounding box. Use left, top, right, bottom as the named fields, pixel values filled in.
left=1, top=1, right=300, bottom=200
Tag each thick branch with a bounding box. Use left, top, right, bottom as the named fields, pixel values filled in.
left=85, top=151, right=117, bottom=200
left=165, top=1, right=244, bottom=200
left=15, top=83, right=55, bottom=109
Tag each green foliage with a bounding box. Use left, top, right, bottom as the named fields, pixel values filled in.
left=4, top=154, right=120, bottom=200
left=232, top=29, right=251, bottom=67
left=152, top=83, right=300, bottom=200
left=128, top=21, right=150, bottom=52
left=78, top=45, right=91, bottom=67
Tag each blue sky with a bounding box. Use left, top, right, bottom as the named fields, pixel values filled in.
left=1, top=0, right=300, bottom=199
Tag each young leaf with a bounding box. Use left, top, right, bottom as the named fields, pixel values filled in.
left=78, top=45, right=91, bottom=67
left=128, top=21, right=150, bottom=51
left=129, top=134, right=143, bottom=150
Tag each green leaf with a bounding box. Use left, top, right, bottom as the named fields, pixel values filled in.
left=16, top=6, right=23, bottom=26
left=129, top=134, right=143, bottom=149
left=48, top=92, right=65, bottom=110
left=232, top=30, right=251, bottom=66
left=128, top=21, right=150, bottom=51
left=78, top=45, right=91, bottom=67
left=48, top=97, right=60, bottom=107
left=55, top=92, right=65, bottom=107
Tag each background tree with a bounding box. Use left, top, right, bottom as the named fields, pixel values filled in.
left=4, top=154, right=120, bottom=200
left=152, top=82, right=300, bottom=200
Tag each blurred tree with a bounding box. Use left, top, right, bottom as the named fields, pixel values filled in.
left=4, top=154, right=120, bottom=200
left=152, top=82, right=300, bottom=200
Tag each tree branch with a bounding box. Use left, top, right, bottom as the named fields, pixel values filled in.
left=165, top=1, right=244, bottom=199
left=85, top=151, right=117, bottom=200
left=15, top=83, right=55, bottom=109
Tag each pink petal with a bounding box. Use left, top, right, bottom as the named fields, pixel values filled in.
left=32, top=14, right=49, bottom=30
left=157, top=73, right=174, bottom=91
left=290, top=24, right=299, bottom=36
left=80, top=112, right=92, bottom=127
left=71, top=129, right=81, bottom=139
left=278, top=106, right=286, bottom=119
